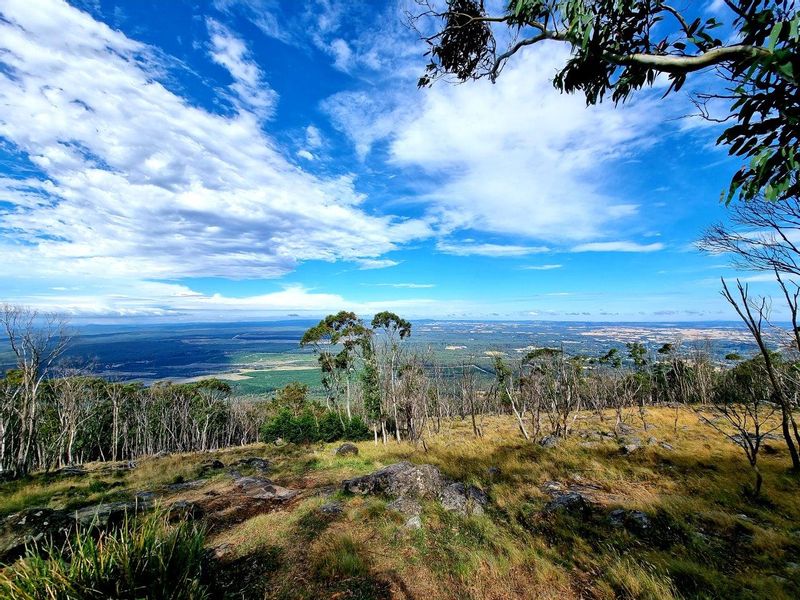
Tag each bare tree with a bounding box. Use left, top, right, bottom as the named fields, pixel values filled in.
left=720, top=280, right=800, bottom=471
left=0, top=304, right=70, bottom=477
left=699, top=357, right=780, bottom=496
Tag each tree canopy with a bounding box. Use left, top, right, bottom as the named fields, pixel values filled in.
left=414, top=0, right=799, bottom=203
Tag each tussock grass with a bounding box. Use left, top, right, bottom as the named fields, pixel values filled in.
left=0, top=511, right=207, bottom=599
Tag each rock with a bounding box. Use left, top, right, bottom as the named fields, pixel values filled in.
left=154, top=451, right=170, bottom=458
left=319, top=501, right=344, bottom=515
left=74, top=498, right=152, bottom=528
left=342, top=462, right=444, bottom=500
left=200, top=459, right=225, bottom=475
left=343, top=462, right=489, bottom=517
left=543, top=492, right=592, bottom=516
left=165, top=478, right=207, bottom=492
left=609, top=508, right=657, bottom=539
left=0, top=508, right=74, bottom=563
left=235, top=457, right=271, bottom=472
left=487, top=466, right=501, bottom=480
left=646, top=437, right=659, bottom=445
left=616, top=423, right=637, bottom=436
left=440, top=482, right=488, bottom=517
left=233, top=476, right=297, bottom=502
left=659, top=442, right=674, bottom=451
left=387, top=497, right=422, bottom=517
left=620, top=437, right=642, bottom=454
left=273, top=437, right=286, bottom=447
left=541, top=481, right=594, bottom=518
left=168, top=500, right=203, bottom=521
left=334, top=443, right=359, bottom=457
left=405, top=515, right=422, bottom=530
left=57, top=465, right=87, bottom=477
left=539, top=435, right=559, bottom=449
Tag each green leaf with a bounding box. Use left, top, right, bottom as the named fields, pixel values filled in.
left=768, top=21, right=783, bottom=50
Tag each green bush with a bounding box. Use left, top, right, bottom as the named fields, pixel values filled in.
left=260, top=408, right=295, bottom=443
left=318, top=411, right=344, bottom=442
left=0, top=511, right=208, bottom=599
left=260, top=408, right=369, bottom=444
left=343, top=415, right=370, bottom=441
left=289, top=410, right=319, bottom=444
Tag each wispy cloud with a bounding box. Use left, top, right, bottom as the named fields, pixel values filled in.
left=437, top=241, right=550, bottom=257
left=0, top=0, right=429, bottom=284
left=206, top=18, right=277, bottom=119
left=571, top=241, right=665, bottom=253
left=366, top=282, right=435, bottom=288
left=522, top=264, right=563, bottom=271
left=356, top=259, right=400, bottom=270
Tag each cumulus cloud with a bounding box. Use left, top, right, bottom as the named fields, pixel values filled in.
left=389, top=48, right=658, bottom=242
left=0, top=0, right=429, bottom=284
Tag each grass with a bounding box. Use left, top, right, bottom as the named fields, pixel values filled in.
left=2, top=407, right=800, bottom=599
left=0, top=511, right=208, bottom=599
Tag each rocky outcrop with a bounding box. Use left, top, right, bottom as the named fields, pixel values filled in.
left=342, top=462, right=488, bottom=518
left=440, top=482, right=488, bottom=517
left=0, top=496, right=154, bottom=564
left=343, top=462, right=445, bottom=500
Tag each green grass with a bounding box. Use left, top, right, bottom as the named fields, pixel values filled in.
left=0, top=511, right=208, bottom=600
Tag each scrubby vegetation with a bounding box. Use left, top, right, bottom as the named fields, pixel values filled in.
left=3, top=305, right=800, bottom=598
left=1, top=407, right=798, bottom=599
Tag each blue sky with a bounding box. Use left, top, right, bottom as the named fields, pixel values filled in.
left=0, top=0, right=773, bottom=321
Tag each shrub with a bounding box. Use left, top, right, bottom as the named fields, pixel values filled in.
left=288, top=410, right=319, bottom=444
left=261, top=408, right=295, bottom=443
left=343, top=415, right=370, bottom=441
left=318, top=411, right=344, bottom=443
left=0, top=511, right=208, bottom=599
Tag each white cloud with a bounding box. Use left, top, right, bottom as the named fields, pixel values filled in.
left=11, top=279, right=441, bottom=319
left=0, top=0, right=429, bottom=284
left=206, top=17, right=277, bottom=118
left=571, top=241, right=665, bottom=253
left=388, top=48, right=658, bottom=242
left=305, top=125, right=323, bottom=149
left=437, top=241, right=549, bottom=257
left=368, top=283, right=435, bottom=288
left=296, top=149, right=315, bottom=160
left=522, top=264, right=563, bottom=270
left=356, top=258, right=400, bottom=270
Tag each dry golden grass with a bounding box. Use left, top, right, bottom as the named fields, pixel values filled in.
left=3, top=406, right=800, bottom=599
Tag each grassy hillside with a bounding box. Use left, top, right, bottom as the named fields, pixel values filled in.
left=1, top=407, right=799, bottom=599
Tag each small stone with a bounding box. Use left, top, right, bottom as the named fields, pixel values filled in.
left=405, top=516, right=422, bottom=530
left=334, top=443, right=359, bottom=457
left=544, top=492, right=592, bottom=516
left=659, top=442, right=674, bottom=451
left=487, top=466, right=501, bottom=480
left=319, top=501, right=344, bottom=515
left=236, top=457, right=270, bottom=472
left=539, top=435, right=559, bottom=449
